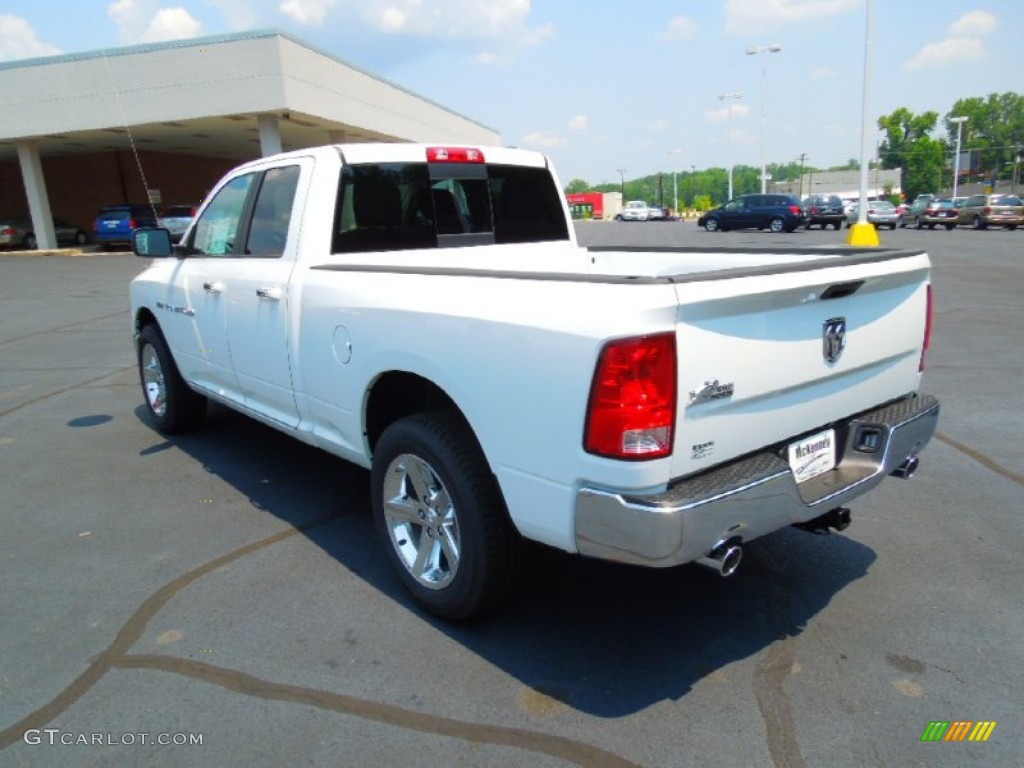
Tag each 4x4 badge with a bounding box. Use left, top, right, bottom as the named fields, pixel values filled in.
left=823, top=317, right=847, bottom=363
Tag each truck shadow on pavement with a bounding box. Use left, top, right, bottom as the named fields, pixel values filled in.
left=143, top=403, right=876, bottom=720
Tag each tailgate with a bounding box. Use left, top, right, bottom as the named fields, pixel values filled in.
left=669, top=252, right=931, bottom=478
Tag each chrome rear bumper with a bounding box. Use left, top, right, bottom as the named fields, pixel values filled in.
left=575, top=393, right=939, bottom=567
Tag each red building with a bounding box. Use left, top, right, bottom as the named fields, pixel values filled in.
left=566, top=192, right=604, bottom=220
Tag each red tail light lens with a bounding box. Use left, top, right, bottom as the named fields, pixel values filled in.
left=584, top=333, right=676, bottom=459
left=982, top=206, right=992, bottom=215
left=1, top=226, right=15, bottom=235
left=128, top=218, right=138, bottom=230
left=789, top=205, right=802, bottom=215
left=920, top=284, right=933, bottom=372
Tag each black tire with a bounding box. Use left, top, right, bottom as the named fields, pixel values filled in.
left=704, top=218, right=720, bottom=232
left=75, top=231, right=88, bottom=245
left=889, top=224, right=897, bottom=230
left=371, top=412, right=519, bottom=621
left=23, top=233, right=37, bottom=250
left=915, top=218, right=923, bottom=230
left=945, top=224, right=955, bottom=231
left=972, top=216, right=985, bottom=230
left=928, top=223, right=935, bottom=229
left=137, top=323, right=206, bottom=434
left=833, top=221, right=842, bottom=230
left=1007, top=225, right=1017, bottom=231
left=898, top=217, right=905, bottom=228
left=768, top=217, right=785, bottom=233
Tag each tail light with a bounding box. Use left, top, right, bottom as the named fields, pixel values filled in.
left=1, top=226, right=15, bottom=236
left=92, top=218, right=99, bottom=231
left=584, top=333, right=676, bottom=459
left=982, top=206, right=992, bottom=215
left=920, top=284, right=933, bottom=372
left=811, top=206, right=821, bottom=214
left=789, top=205, right=802, bottom=215
left=128, top=218, right=138, bottom=230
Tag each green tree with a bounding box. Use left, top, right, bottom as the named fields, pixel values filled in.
left=878, top=108, right=942, bottom=197
left=946, top=92, right=1024, bottom=183
left=564, top=178, right=591, bottom=194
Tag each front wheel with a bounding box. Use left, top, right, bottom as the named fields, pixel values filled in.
left=945, top=224, right=955, bottom=230
left=371, top=412, right=519, bottom=620
left=704, top=218, right=720, bottom=232
left=833, top=221, right=842, bottom=230
left=768, top=217, right=785, bottom=233
left=137, top=324, right=206, bottom=434
left=972, top=216, right=986, bottom=230
left=23, top=233, right=37, bottom=250
left=75, top=231, right=88, bottom=245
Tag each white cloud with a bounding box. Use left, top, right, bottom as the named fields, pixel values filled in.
left=568, top=115, right=588, bottom=132
left=704, top=103, right=751, bottom=122
left=0, top=15, right=61, bottom=61
left=905, top=11, right=996, bottom=71
left=661, top=15, right=697, bottom=41
left=140, top=8, right=203, bottom=42
left=521, top=130, right=566, bottom=148
left=810, top=67, right=836, bottom=78
left=109, top=0, right=202, bottom=42
left=949, top=10, right=997, bottom=37
left=647, top=119, right=670, bottom=133
left=280, top=0, right=337, bottom=26
left=357, top=1, right=552, bottom=65
left=725, top=0, right=860, bottom=36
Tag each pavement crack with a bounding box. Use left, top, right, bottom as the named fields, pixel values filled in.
left=0, top=366, right=135, bottom=420
left=113, top=654, right=642, bottom=768
left=936, top=431, right=1024, bottom=486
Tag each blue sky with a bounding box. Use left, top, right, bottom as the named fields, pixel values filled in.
left=2, top=1, right=1022, bottom=186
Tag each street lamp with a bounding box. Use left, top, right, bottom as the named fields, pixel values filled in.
left=667, top=149, right=683, bottom=213
left=718, top=92, right=743, bottom=200
left=950, top=115, right=968, bottom=199
left=616, top=167, right=626, bottom=204
left=745, top=43, right=782, bottom=194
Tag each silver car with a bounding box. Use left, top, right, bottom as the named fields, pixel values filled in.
left=846, top=200, right=899, bottom=230
left=157, top=205, right=197, bottom=242
left=0, top=216, right=89, bottom=249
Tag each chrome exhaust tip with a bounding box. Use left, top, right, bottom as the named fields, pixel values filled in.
left=891, top=456, right=920, bottom=479
left=696, top=540, right=743, bottom=577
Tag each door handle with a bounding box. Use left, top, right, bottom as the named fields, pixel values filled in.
left=203, top=281, right=224, bottom=294
left=256, top=287, right=283, bottom=301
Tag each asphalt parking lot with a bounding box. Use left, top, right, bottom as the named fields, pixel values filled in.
left=1, top=223, right=1021, bottom=767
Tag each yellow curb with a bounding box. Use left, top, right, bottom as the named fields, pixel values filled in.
left=0, top=246, right=105, bottom=257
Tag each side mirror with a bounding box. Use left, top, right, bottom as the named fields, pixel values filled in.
left=132, top=227, right=173, bottom=258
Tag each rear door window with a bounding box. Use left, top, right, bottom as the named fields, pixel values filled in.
left=332, top=161, right=567, bottom=253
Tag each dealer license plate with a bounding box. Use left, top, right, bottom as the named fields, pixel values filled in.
left=788, top=428, right=836, bottom=484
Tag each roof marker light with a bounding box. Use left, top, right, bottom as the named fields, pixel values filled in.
left=427, top=147, right=485, bottom=163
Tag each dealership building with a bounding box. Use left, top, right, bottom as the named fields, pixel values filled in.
left=0, top=29, right=499, bottom=249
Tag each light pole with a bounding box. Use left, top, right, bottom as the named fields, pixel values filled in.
left=745, top=44, right=781, bottom=194
left=616, top=167, right=626, bottom=204
left=718, top=92, right=742, bottom=200
left=950, top=116, right=968, bottom=199
left=667, top=149, right=683, bottom=213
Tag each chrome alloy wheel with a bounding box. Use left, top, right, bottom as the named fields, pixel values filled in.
left=141, top=343, right=167, bottom=418
left=382, top=453, right=460, bottom=590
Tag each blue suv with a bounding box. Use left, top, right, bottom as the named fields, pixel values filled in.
left=93, top=204, right=158, bottom=247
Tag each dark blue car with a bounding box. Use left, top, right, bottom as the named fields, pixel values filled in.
left=698, top=193, right=806, bottom=233
left=93, top=204, right=158, bottom=247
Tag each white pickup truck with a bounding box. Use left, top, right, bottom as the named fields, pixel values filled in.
left=130, top=143, right=939, bottom=619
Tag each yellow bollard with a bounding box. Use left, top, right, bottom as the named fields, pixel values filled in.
left=846, top=221, right=880, bottom=246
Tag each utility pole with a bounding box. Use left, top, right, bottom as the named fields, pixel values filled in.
left=745, top=44, right=782, bottom=194
left=798, top=152, right=807, bottom=198
left=616, top=168, right=626, bottom=203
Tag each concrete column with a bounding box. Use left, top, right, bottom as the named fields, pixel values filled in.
left=258, top=114, right=283, bottom=157
left=16, top=140, right=57, bottom=250
left=328, top=129, right=348, bottom=145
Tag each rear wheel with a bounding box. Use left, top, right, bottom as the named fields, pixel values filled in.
left=972, top=216, right=986, bottom=230
left=371, top=412, right=519, bottom=620
left=75, top=231, right=88, bottom=244
left=915, top=219, right=923, bottom=230
left=1007, top=225, right=1017, bottom=231
left=945, top=224, right=955, bottom=231
left=768, top=217, right=785, bottom=233
left=23, top=233, right=37, bottom=250
left=832, top=221, right=842, bottom=230
left=137, top=324, right=206, bottom=434
left=704, top=218, right=720, bottom=232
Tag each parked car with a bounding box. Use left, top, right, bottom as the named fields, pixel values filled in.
left=919, top=199, right=958, bottom=230
left=93, top=204, right=159, bottom=247
left=158, top=204, right=197, bottom=242
left=899, top=199, right=930, bottom=229
left=802, top=194, right=846, bottom=230
left=955, top=193, right=1024, bottom=230
left=698, top=193, right=806, bottom=233
left=617, top=200, right=651, bottom=222
left=0, top=216, right=88, bottom=249
left=647, top=204, right=667, bottom=221
left=846, top=200, right=899, bottom=230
